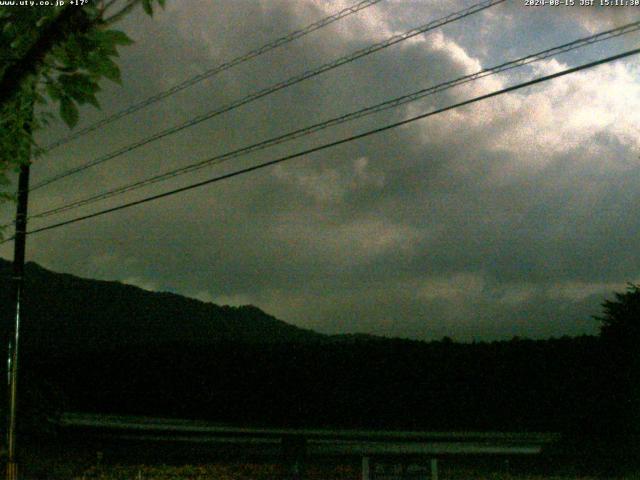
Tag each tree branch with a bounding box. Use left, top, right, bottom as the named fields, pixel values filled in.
left=103, top=0, right=141, bottom=26
left=102, top=0, right=123, bottom=15
left=0, top=7, right=95, bottom=108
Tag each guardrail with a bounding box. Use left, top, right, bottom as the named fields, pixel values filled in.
left=57, top=413, right=561, bottom=480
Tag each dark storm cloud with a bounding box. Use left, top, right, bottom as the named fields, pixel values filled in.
left=2, top=0, right=639, bottom=340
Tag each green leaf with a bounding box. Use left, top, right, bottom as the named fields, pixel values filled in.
left=33, top=90, right=47, bottom=105
left=142, top=0, right=153, bottom=15
left=45, top=82, right=62, bottom=101
left=36, top=15, right=49, bottom=27
left=99, top=29, right=134, bottom=46
left=85, top=93, right=100, bottom=109
left=51, top=44, right=82, bottom=71
left=83, top=3, right=102, bottom=21
left=59, top=73, right=100, bottom=95
left=59, top=97, right=79, bottom=128
left=37, top=111, right=55, bottom=127
left=57, top=74, right=101, bottom=109
left=85, top=31, right=122, bottom=56
left=157, top=0, right=166, bottom=8
left=50, top=44, right=72, bottom=67
left=94, top=56, right=122, bottom=84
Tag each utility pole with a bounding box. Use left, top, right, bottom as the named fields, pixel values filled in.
left=3, top=76, right=35, bottom=480
left=6, top=163, right=30, bottom=480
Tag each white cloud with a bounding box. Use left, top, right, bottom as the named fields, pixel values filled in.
left=194, top=291, right=254, bottom=307
left=489, top=60, right=640, bottom=163
left=4, top=0, right=640, bottom=341
left=311, top=0, right=394, bottom=42
left=416, top=272, right=485, bottom=301
left=122, top=276, right=159, bottom=292
left=272, top=156, right=385, bottom=204
left=497, top=284, right=538, bottom=306
left=405, top=47, right=640, bottom=183
left=271, top=213, right=423, bottom=266
left=546, top=281, right=628, bottom=301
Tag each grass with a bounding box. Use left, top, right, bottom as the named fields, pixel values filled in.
left=61, top=463, right=640, bottom=480
left=72, top=463, right=356, bottom=479
left=14, top=451, right=640, bottom=480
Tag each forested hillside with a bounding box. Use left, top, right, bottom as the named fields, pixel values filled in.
left=0, top=259, right=633, bottom=436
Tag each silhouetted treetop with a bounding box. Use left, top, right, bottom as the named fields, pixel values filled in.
left=595, top=283, right=640, bottom=343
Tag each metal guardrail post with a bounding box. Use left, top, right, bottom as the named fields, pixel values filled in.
left=361, top=456, right=370, bottom=480
left=430, top=458, right=438, bottom=480
left=281, top=435, right=306, bottom=479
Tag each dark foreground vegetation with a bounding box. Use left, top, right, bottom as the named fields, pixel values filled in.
left=1, top=260, right=639, bottom=476
left=28, top=336, right=605, bottom=431
left=18, top=460, right=640, bottom=480
left=16, top=457, right=638, bottom=480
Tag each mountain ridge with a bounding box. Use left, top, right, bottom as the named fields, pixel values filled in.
left=0, top=259, right=620, bottom=436
left=0, top=257, right=328, bottom=351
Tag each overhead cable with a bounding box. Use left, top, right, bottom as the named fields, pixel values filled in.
left=31, top=0, right=505, bottom=191
left=2, top=45, right=636, bottom=243
left=42, top=0, right=386, bottom=152
left=24, top=20, right=640, bottom=222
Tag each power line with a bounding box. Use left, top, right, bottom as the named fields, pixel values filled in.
left=3, top=45, right=637, bottom=244
left=23, top=20, right=640, bottom=223
left=30, top=0, right=506, bottom=191
left=42, top=0, right=385, bottom=152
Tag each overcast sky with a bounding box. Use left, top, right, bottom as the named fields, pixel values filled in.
left=2, top=0, right=639, bottom=341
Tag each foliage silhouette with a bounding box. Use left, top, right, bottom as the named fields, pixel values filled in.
left=594, top=283, right=640, bottom=436
left=596, top=283, right=640, bottom=342
left=0, top=259, right=608, bottom=434
left=0, top=0, right=165, bottom=212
